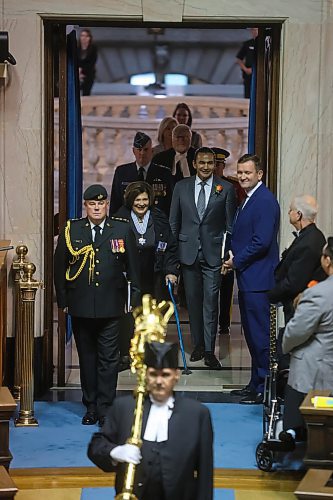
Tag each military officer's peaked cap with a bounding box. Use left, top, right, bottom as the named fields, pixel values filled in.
left=144, top=341, right=178, bottom=369
left=212, top=147, right=230, bottom=160
left=133, top=131, right=151, bottom=149
left=83, top=184, right=108, bottom=201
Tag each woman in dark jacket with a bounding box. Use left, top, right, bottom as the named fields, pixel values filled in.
left=115, top=181, right=180, bottom=367
left=116, top=181, right=179, bottom=298
left=78, top=29, right=98, bottom=96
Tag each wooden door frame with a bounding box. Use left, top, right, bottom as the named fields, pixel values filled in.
left=43, top=19, right=282, bottom=388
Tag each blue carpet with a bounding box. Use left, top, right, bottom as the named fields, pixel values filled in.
left=9, top=401, right=303, bottom=470
left=81, top=487, right=235, bottom=499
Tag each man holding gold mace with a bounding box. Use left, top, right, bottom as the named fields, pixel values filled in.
left=88, top=342, right=213, bottom=500
left=54, top=184, right=140, bottom=427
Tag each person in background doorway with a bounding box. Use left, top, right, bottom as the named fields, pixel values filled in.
left=77, top=28, right=98, bottom=96
left=110, top=132, right=174, bottom=216
left=172, top=102, right=203, bottom=149
left=236, top=28, right=258, bottom=98
left=152, top=116, right=178, bottom=157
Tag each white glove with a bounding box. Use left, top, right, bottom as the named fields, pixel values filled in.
left=110, top=444, right=142, bottom=465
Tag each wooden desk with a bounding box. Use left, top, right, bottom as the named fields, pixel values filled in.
left=0, top=388, right=16, bottom=470
left=300, top=390, right=333, bottom=468
left=295, top=468, right=333, bottom=499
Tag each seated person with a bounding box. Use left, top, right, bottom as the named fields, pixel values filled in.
left=88, top=341, right=214, bottom=500
left=280, top=238, right=333, bottom=446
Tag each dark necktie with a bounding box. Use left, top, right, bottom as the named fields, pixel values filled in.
left=93, top=225, right=102, bottom=245
left=197, top=181, right=206, bottom=220
left=138, top=167, right=145, bottom=181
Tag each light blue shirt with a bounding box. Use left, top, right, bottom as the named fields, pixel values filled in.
left=194, top=175, right=213, bottom=209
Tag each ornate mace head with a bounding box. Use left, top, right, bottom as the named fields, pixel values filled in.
left=129, top=294, right=174, bottom=373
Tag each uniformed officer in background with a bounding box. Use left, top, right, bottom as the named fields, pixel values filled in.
left=212, top=147, right=246, bottom=335
left=109, top=132, right=174, bottom=216
left=54, top=184, right=141, bottom=427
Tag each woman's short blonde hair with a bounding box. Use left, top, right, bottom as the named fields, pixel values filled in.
left=157, top=116, right=178, bottom=144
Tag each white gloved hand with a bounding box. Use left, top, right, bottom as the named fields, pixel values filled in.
left=110, top=444, right=142, bottom=465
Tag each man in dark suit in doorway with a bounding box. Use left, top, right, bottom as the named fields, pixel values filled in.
left=88, top=341, right=214, bottom=500
left=109, top=132, right=174, bottom=216
left=54, top=184, right=140, bottom=426
left=169, top=147, right=236, bottom=369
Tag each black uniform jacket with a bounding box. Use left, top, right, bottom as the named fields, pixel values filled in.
left=115, top=206, right=180, bottom=276
left=54, top=216, right=141, bottom=318
left=88, top=394, right=213, bottom=500
left=153, top=147, right=197, bottom=182
left=109, top=161, right=174, bottom=216
left=268, top=223, right=326, bottom=305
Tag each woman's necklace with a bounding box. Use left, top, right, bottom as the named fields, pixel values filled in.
left=131, top=209, right=150, bottom=245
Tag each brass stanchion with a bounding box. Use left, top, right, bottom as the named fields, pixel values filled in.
left=15, top=262, right=42, bottom=427
left=12, top=245, right=29, bottom=400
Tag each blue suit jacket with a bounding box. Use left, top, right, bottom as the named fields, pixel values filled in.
left=231, top=183, right=280, bottom=292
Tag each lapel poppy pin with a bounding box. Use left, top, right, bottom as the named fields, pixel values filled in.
left=215, top=184, right=223, bottom=194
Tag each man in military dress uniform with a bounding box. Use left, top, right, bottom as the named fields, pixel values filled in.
left=54, top=184, right=140, bottom=426
left=109, top=132, right=174, bottom=216
left=213, top=147, right=246, bottom=335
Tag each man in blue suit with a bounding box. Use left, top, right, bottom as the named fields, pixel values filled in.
left=223, top=154, right=280, bottom=403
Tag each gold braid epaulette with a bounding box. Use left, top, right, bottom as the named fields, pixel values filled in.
left=64, top=220, right=95, bottom=284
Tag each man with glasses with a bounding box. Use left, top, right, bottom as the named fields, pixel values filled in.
left=54, top=184, right=140, bottom=427
left=268, top=195, right=326, bottom=324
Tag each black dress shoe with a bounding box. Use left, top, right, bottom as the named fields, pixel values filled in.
left=230, top=385, right=252, bottom=397
left=204, top=353, right=222, bottom=370
left=239, top=392, right=264, bottom=404
left=219, top=326, right=230, bottom=335
left=190, top=346, right=205, bottom=362
left=82, top=411, right=98, bottom=425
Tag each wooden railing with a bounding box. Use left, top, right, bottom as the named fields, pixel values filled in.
left=54, top=96, right=249, bottom=194
left=0, top=242, right=10, bottom=387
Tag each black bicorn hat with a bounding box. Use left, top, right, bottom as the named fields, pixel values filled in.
left=83, top=184, right=108, bottom=201
left=144, top=342, right=178, bottom=369
left=212, top=147, right=230, bottom=160
left=133, top=131, right=151, bottom=149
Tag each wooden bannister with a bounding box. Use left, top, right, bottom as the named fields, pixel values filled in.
left=0, top=242, right=10, bottom=387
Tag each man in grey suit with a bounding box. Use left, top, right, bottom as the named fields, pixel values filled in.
left=169, top=147, right=236, bottom=369
left=279, top=237, right=333, bottom=446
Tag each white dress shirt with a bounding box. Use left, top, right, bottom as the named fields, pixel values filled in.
left=89, top=219, right=106, bottom=241
left=143, top=395, right=175, bottom=442
left=242, top=180, right=262, bottom=209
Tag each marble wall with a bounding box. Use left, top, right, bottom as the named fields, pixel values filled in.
left=0, top=0, right=332, bottom=335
